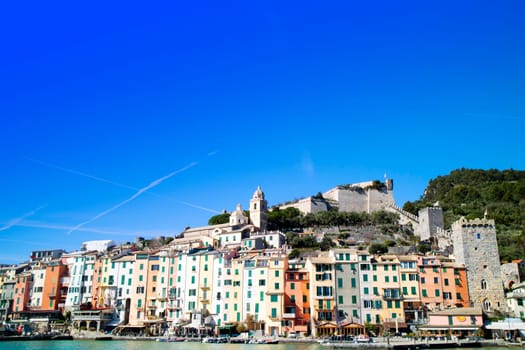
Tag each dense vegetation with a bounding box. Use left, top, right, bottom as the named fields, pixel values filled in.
left=266, top=207, right=400, bottom=231
left=208, top=212, right=231, bottom=225
left=403, top=168, right=525, bottom=262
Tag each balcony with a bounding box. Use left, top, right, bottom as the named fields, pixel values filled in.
left=200, top=298, right=210, bottom=304
left=168, top=293, right=177, bottom=300
left=383, top=294, right=404, bottom=300
left=283, top=313, right=296, bottom=319
left=147, top=304, right=157, bottom=309
left=200, top=285, right=210, bottom=291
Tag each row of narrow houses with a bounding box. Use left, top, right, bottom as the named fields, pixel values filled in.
left=0, top=187, right=519, bottom=338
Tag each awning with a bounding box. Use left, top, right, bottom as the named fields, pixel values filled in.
left=218, top=325, right=236, bottom=330
left=384, top=322, right=408, bottom=329
left=342, top=323, right=365, bottom=329
left=486, top=318, right=525, bottom=331
left=419, top=326, right=479, bottom=331
left=318, top=322, right=338, bottom=328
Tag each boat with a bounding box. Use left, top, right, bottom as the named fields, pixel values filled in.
left=248, top=338, right=280, bottom=344
left=156, top=336, right=186, bottom=342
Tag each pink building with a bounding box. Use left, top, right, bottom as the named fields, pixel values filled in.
left=418, top=307, right=483, bottom=338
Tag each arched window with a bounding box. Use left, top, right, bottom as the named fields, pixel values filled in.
left=483, top=299, right=492, bottom=312
left=481, top=279, right=487, bottom=290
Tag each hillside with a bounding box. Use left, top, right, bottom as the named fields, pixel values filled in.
left=402, top=168, right=525, bottom=261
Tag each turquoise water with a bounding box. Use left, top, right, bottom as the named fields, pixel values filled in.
left=0, top=341, right=321, bottom=350
left=0, top=341, right=509, bottom=350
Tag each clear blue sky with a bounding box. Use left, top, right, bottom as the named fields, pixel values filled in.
left=1, top=1, right=524, bottom=264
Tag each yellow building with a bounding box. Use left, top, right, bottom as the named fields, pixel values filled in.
left=307, top=252, right=337, bottom=337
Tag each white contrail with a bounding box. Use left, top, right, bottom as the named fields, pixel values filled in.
left=27, top=157, right=220, bottom=214
left=12, top=221, right=136, bottom=236
left=2, top=220, right=177, bottom=237
left=67, top=162, right=198, bottom=234
left=26, top=157, right=137, bottom=191
left=0, top=205, right=47, bottom=232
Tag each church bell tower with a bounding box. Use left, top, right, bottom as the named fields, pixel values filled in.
left=250, top=186, right=267, bottom=231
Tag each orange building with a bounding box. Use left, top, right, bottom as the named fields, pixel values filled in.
left=12, top=271, right=31, bottom=314
left=283, top=258, right=311, bottom=336
left=417, top=256, right=470, bottom=312
left=42, top=264, right=68, bottom=311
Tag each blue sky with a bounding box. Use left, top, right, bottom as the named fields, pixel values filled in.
left=0, top=1, right=524, bottom=264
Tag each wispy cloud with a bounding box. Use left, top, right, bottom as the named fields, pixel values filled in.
left=0, top=205, right=47, bottom=232
left=67, top=162, right=198, bottom=234
left=27, top=157, right=220, bottom=214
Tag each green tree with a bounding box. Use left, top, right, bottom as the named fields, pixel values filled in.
left=208, top=213, right=230, bottom=225
left=369, top=243, right=388, bottom=255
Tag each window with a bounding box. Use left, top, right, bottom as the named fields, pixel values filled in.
left=351, top=278, right=356, bottom=288
left=338, top=295, right=344, bottom=304
left=411, top=286, right=417, bottom=295
left=434, top=277, right=439, bottom=284
left=291, top=282, right=295, bottom=290
left=352, top=295, right=357, bottom=304
left=435, top=289, right=440, bottom=297
left=444, top=278, right=449, bottom=286
left=270, top=295, right=278, bottom=302
left=481, top=279, right=487, bottom=290
left=337, top=278, right=343, bottom=288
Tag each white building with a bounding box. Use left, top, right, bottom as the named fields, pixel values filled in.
left=64, top=251, right=97, bottom=310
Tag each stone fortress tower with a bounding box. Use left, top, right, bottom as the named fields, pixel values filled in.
left=451, top=217, right=505, bottom=313
left=417, top=205, right=444, bottom=241
left=249, top=186, right=267, bottom=231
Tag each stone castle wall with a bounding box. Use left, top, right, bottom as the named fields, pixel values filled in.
left=323, top=187, right=395, bottom=213
left=281, top=197, right=328, bottom=214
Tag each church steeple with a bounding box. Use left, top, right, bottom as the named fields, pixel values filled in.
left=250, top=186, right=267, bottom=231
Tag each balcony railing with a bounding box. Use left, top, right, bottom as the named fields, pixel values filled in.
left=382, top=294, right=404, bottom=300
